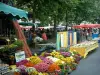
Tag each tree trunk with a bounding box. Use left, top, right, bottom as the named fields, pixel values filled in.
left=32, top=3, right=36, bottom=31
left=32, top=2, right=36, bottom=23
left=53, top=16, right=57, bottom=37
left=65, top=11, right=68, bottom=31
left=32, top=10, right=35, bottom=23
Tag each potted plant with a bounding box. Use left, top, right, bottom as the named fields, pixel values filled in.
left=13, top=40, right=23, bottom=50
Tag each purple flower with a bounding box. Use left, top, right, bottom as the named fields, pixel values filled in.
left=17, top=65, right=26, bottom=72
left=60, top=52, right=71, bottom=57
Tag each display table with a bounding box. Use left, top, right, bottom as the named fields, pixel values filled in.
left=36, top=43, right=56, bottom=48
left=70, top=41, right=99, bottom=58
left=92, top=37, right=100, bottom=43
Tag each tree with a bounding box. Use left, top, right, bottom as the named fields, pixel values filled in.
left=15, top=0, right=100, bottom=27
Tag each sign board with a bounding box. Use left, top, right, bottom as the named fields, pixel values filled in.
left=15, top=51, right=25, bottom=62
left=61, top=33, right=64, bottom=47
left=56, top=31, right=77, bottom=50
left=56, top=33, right=60, bottom=50
left=73, top=32, right=77, bottom=44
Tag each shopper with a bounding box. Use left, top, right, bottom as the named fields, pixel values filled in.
left=41, top=29, right=48, bottom=41
left=85, top=29, right=89, bottom=40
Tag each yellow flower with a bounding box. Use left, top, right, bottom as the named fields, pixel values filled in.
left=38, top=72, right=44, bottom=75
left=40, top=52, right=46, bottom=56
left=55, top=55, right=64, bottom=59
left=29, top=56, right=42, bottom=65
left=29, top=70, right=38, bottom=75
left=55, top=60, right=65, bottom=65
left=50, top=50, right=60, bottom=56
left=66, top=57, right=74, bottom=63
left=43, top=73, right=49, bottom=75
left=61, top=57, right=74, bottom=64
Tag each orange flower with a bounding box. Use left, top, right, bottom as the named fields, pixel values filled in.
left=24, top=62, right=34, bottom=67
left=48, top=63, right=60, bottom=73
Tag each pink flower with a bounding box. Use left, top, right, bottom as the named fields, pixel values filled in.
left=34, top=62, right=49, bottom=72
left=16, top=59, right=29, bottom=67
left=43, top=58, right=53, bottom=65
left=39, top=56, right=45, bottom=60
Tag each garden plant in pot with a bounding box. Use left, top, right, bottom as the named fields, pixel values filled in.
left=13, top=40, right=23, bottom=50
left=0, top=44, right=17, bottom=64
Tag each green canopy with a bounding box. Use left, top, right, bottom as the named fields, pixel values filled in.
left=0, top=2, right=28, bottom=19
left=19, top=22, right=35, bottom=26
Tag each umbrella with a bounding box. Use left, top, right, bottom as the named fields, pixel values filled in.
left=19, top=22, right=35, bottom=26
left=73, top=24, right=100, bottom=28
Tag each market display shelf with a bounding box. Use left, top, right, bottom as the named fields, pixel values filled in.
left=84, top=44, right=99, bottom=58
left=92, top=37, right=100, bottom=43
left=36, top=43, right=56, bottom=48
left=70, top=41, right=99, bottom=58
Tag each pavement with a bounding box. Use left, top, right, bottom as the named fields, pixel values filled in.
left=70, top=45, right=100, bottom=75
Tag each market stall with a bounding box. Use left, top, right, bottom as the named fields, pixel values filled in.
left=73, top=24, right=100, bottom=39
left=0, top=2, right=33, bottom=74
left=20, top=25, right=32, bottom=30
left=70, top=41, right=99, bottom=58
left=0, top=2, right=32, bottom=57
left=73, top=24, right=100, bottom=42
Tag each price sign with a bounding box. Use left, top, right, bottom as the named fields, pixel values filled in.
left=15, top=51, right=25, bottom=62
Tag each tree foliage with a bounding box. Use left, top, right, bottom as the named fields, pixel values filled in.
left=15, top=0, right=100, bottom=25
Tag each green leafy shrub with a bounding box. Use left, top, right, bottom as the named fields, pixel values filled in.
left=13, top=40, right=23, bottom=48
left=0, top=40, right=23, bottom=53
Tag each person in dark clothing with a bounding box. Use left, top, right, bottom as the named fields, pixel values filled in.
left=36, top=29, right=42, bottom=37
left=46, top=29, right=52, bottom=39
left=85, top=29, right=88, bottom=40
left=77, top=30, right=80, bottom=43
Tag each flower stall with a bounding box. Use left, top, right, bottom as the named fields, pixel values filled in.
left=0, top=2, right=32, bottom=74
left=0, top=2, right=32, bottom=58
left=70, top=41, right=99, bottom=58
left=9, top=50, right=82, bottom=75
